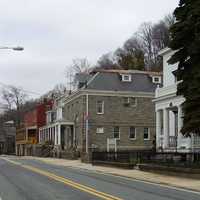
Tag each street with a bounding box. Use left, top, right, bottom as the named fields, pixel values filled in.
left=0, top=156, right=199, bottom=200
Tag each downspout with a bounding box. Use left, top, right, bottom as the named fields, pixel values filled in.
left=86, top=94, right=89, bottom=154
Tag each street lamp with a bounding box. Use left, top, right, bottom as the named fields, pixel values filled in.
left=0, top=46, right=24, bottom=51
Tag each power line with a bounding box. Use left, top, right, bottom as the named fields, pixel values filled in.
left=0, top=82, right=41, bottom=96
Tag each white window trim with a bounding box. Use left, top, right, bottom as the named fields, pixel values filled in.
left=144, top=128, right=150, bottom=140
left=124, top=97, right=130, bottom=104
left=113, top=127, right=120, bottom=140
left=97, top=100, right=104, bottom=114
left=123, top=97, right=137, bottom=107
left=152, top=76, right=161, bottom=84
left=131, top=97, right=137, bottom=107
left=129, top=127, right=137, bottom=140
left=121, top=74, right=132, bottom=82
left=96, top=127, right=104, bottom=134
left=46, top=111, right=52, bottom=123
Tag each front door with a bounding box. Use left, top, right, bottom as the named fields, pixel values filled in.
left=61, top=125, right=65, bottom=150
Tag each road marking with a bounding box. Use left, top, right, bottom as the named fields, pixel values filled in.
left=1, top=158, right=122, bottom=200
left=72, top=167, right=200, bottom=195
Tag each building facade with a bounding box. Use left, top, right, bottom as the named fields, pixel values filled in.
left=0, top=121, right=15, bottom=154
left=16, top=100, right=53, bottom=156
left=154, top=48, right=200, bottom=152
left=0, top=103, right=8, bottom=115
left=39, top=70, right=162, bottom=160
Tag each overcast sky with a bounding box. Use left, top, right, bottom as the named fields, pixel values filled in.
left=0, top=0, right=179, bottom=99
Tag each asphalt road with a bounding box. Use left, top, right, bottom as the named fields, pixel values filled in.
left=0, top=156, right=200, bottom=200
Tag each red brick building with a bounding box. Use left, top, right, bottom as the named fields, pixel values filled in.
left=16, top=99, right=53, bottom=156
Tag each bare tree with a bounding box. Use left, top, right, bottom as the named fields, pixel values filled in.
left=137, top=18, right=172, bottom=71
left=137, top=22, right=155, bottom=69
left=152, top=21, right=169, bottom=50
left=1, top=86, right=28, bottom=125
left=96, top=53, right=120, bottom=70
left=1, top=89, right=12, bottom=110
left=164, top=13, right=175, bottom=27
left=52, top=83, right=67, bottom=97
left=70, top=58, right=91, bottom=74
left=66, top=58, right=92, bottom=91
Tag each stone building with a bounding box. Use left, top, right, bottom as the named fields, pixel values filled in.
left=39, top=70, right=162, bottom=160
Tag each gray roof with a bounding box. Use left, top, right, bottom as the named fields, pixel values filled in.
left=85, top=71, right=161, bottom=93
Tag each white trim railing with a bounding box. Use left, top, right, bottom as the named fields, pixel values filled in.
left=155, top=81, right=182, bottom=98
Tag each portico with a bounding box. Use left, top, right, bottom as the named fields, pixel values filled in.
left=39, top=121, right=75, bottom=150
left=155, top=48, right=200, bottom=152
left=155, top=99, right=190, bottom=152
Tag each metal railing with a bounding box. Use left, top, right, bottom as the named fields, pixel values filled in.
left=92, top=151, right=152, bottom=166
left=92, top=151, right=200, bottom=168
left=169, top=136, right=177, bottom=148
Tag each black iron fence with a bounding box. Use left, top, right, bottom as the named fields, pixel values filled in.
left=92, top=151, right=200, bottom=168
left=92, top=151, right=150, bottom=168
left=140, top=151, right=200, bottom=168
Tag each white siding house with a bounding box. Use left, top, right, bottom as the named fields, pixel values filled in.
left=154, top=48, right=200, bottom=152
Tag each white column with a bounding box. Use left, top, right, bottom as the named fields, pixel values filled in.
left=163, top=108, right=169, bottom=149
left=49, top=128, right=52, bottom=141
left=39, top=129, right=40, bottom=143
left=53, top=127, right=55, bottom=143
left=47, top=129, right=49, bottom=141
left=55, top=126, right=57, bottom=145
left=42, top=130, right=44, bottom=142
left=58, top=124, right=61, bottom=145
left=39, top=129, right=41, bottom=143
left=156, top=110, right=162, bottom=149
left=26, top=128, right=28, bottom=141
left=73, top=125, right=76, bottom=147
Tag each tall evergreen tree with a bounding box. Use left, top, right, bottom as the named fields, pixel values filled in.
left=169, top=0, right=200, bottom=136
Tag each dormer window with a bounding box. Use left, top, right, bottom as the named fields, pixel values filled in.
left=152, top=76, right=161, bottom=84
left=121, top=74, right=132, bottom=82
left=46, top=111, right=52, bottom=123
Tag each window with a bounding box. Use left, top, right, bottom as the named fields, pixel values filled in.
left=56, top=108, right=62, bottom=120
left=124, top=97, right=130, bottom=105
left=113, top=126, right=120, bottom=139
left=52, top=111, right=56, bottom=121
left=97, top=100, right=104, bottom=114
left=152, top=76, right=161, bottom=84
left=129, top=127, right=136, bottom=140
left=144, top=128, right=150, bottom=140
left=46, top=111, right=52, bottom=123
left=96, top=127, right=104, bottom=134
left=123, top=97, right=137, bottom=107
left=121, top=74, right=132, bottom=82
left=130, top=97, right=137, bottom=106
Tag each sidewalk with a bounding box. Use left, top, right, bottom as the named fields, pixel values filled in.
left=22, top=156, right=200, bottom=192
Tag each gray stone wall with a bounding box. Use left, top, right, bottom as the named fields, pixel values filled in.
left=63, top=95, right=86, bottom=151
left=62, top=93, right=156, bottom=154
left=88, top=95, right=155, bottom=151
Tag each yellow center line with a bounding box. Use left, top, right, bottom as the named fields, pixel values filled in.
left=1, top=157, right=122, bottom=200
